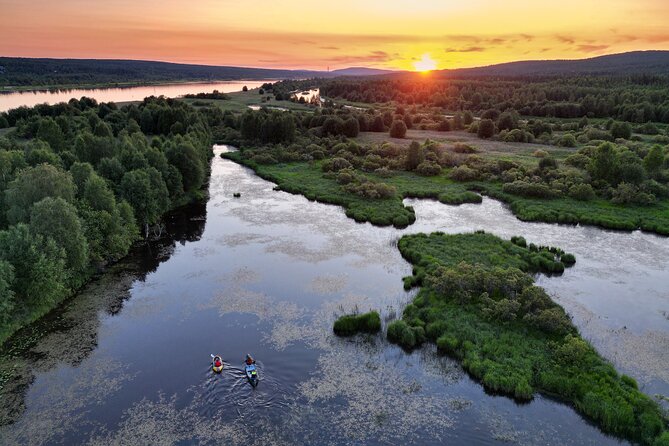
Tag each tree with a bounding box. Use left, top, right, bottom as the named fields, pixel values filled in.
left=477, top=119, right=495, bottom=139
left=370, top=115, right=385, bottom=132
left=242, top=86, right=248, bottom=92
left=120, top=168, right=169, bottom=234
left=0, top=224, right=67, bottom=310
left=389, top=120, right=407, bottom=138
left=83, top=174, right=116, bottom=213
left=5, top=164, right=76, bottom=224
left=497, top=110, right=520, bottom=131
left=29, top=197, right=88, bottom=283
left=36, top=117, right=65, bottom=152
left=70, top=162, right=95, bottom=195
left=644, top=145, right=665, bottom=179
left=342, top=117, right=360, bottom=138
left=322, top=117, right=344, bottom=136
left=0, top=260, right=15, bottom=325
left=406, top=141, right=424, bottom=171
left=166, top=142, right=205, bottom=192
left=589, top=142, right=620, bottom=185
left=610, top=122, right=632, bottom=140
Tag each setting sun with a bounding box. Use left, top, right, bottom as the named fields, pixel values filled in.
left=414, top=53, right=437, bottom=72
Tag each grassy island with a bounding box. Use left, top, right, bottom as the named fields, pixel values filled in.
left=393, top=231, right=668, bottom=445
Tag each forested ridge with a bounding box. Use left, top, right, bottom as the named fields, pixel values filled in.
left=0, top=96, right=214, bottom=343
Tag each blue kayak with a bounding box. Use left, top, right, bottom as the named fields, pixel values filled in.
left=244, top=363, right=258, bottom=386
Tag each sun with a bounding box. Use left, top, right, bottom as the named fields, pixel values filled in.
left=414, top=53, right=437, bottom=72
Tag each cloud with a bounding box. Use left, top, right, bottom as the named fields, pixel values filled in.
left=556, top=34, right=575, bottom=44
left=326, top=50, right=394, bottom=64
left=320, top=46, right=340, bottom=50
left=577, top=44, right=610, bottom=53
left=444, top=46, right=485, bottom=53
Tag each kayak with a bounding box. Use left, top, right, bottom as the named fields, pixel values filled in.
left=244, top=363, right=258, bottom=386
left=211, top=355, right=224, bottom=373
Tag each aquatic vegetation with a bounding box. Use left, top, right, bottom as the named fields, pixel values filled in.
left=333, top=311, right=381, bottom=336
left=392, top=231, right=668, bottom=445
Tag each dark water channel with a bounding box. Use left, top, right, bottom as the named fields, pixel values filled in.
left=1, top=145, right=667, bottom=445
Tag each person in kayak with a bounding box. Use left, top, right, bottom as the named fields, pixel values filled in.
left=214, top=356, right=222, bottom=368
left=245, top=354, right=255, bottom=366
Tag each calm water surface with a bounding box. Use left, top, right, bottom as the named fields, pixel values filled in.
left=0, top=81, right=271, bottom=112
left=1, top=146, right=667, bottom=445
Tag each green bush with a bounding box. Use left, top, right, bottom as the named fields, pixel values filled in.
left=387, top=320, right=417, bottom=349
left=389, top=120, right=407, bottom=138
left=333, top=311, right=382, bottom=336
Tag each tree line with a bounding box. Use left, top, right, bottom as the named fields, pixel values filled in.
left=0, top=96, right=213, bottom=342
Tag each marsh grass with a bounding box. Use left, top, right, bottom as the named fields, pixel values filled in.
left=392, top=231, right=668, bottom=445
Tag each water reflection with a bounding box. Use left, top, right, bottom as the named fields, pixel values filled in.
left=0, top=81, right=271, bottom=112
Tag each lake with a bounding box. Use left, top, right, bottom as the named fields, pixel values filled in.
left=0, top=81, right=271, bottom=112
left=0, top=145, right=667, bottom=445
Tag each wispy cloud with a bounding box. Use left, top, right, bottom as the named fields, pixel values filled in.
left=577, top=44, right=610, bottom=53
left=444, top=46, right=485, bottom=53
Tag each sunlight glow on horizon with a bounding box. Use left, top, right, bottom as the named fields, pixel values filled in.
left=1, top=0, right=668, bottom=70
left=414, top=54, right=437, bottom=72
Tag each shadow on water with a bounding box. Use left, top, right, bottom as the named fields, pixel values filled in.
left=0, top=200, right=207, bottom=426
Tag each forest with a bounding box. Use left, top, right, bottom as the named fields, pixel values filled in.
left=213, top=76, right=669, bottom=234
left=0, top=96, right=214, bottom=343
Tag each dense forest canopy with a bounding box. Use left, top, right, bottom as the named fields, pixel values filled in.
left=0, top=96, right=214, bottom=342
left=317, top=75, right=669, bottom=123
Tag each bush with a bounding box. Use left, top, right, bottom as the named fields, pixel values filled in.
left=451, top=143, right=477, bottom=154
left=503, top=181, right=558, bottom=199
left=322, top=157, right=352, bottom=172
left=389, top=120, right=407, bottom=138
left=611, top=122, right=632, bottom=140
left=533, top=149, right=548, bottom=158
left=538, top=156, right=558, bottom=170
left=611, top=182, right=655, bottom=205
left=558, top=133, right=577, bottom=147
left=333, top=311, right=382, bottom=336
left=449, top=165, right=478, bottom=181
left=477, top=119, right=495, bottom=139
left=415, top=161, right=442, bottom=176
left=386, top=320, right=418, bottom=349
left=569, top=183, right=596, bottom=201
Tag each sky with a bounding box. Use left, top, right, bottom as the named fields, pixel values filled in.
left=1, top=0, right=669, bottom=71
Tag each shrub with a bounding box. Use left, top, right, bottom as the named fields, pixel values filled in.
left=568, top=183, right=596, bottom=201
left=451, top=143, right=477, bottom=154
left=344, top=180, right=396, bottom=199
left=610, top=122, right=632, bottom=140
left=415, top=161, right=442, bottom=176
left=437, top=119, right=451, bottom=131
left=389, top=120, right=407, bottom=138
left=510, top=236, right=527, bottom=247
left=386, top=320, right=418, bottom=349
left=333, top=311, right=382, bottom=336
left=449, top=166, right=478, bottom=181
left=477, top=119, right=495, bottom=139
left=538, top=156, right=558, bottom=170
left=611, top=182, right=655, bottom=205
left=322, top=157, right=352, bottom=172
left=558, top=133, right=577, bottom=147
left=533, top=149, right=548, bottom=158
left=503, top=181, right=558, bottom=199
left=565, top=153, right=590, bottom=169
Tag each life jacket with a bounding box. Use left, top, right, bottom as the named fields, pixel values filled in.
left=214, top=359, right=222, bottom=367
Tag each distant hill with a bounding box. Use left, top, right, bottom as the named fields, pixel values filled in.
left=329, top=67, right=399, bottom=76
left=439, top=51, right=669, bottom=77
left=0, top=57, right=393, bottom=89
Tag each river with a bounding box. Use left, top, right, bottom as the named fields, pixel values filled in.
left=0, top=145, right=667, bottom=445
left=0, top=81, right=271, bottom=112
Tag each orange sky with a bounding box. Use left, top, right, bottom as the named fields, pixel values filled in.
left=2, top=0, right=669, bottom=70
